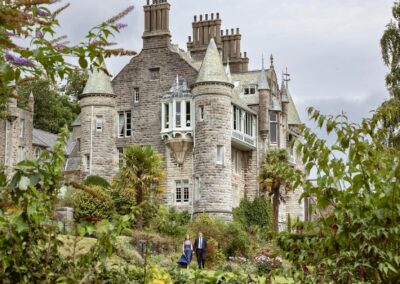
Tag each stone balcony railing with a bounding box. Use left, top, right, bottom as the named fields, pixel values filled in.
left=231, top=129, right=256, bottom=150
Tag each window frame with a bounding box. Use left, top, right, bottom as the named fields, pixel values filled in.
left=19, top=118, right=25, bottom=138
left=149, top=68, right=160, bottom=81
left=95, top=115, right=103, bottom=132
left=216, top=145, right=225, bottom=165
left=269, top=111, right=279, bottom=145
left=85, top=154, right=90, bottom=172
left=199, top=105, right=205, bottom=121
left=176, top=180, right=182, bottom=203
left=118, top=111, right=132, bottom=138
left=133, top=88, right=140, bottom=103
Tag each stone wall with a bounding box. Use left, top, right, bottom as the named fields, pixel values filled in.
left=192, top=84, right=233, bottom=220
left=79, top=95, right=119, bottom=181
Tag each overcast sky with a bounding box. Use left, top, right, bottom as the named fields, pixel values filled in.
left=58, top=0, right=394, bottom=126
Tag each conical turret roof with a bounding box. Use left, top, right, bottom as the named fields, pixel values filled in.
left=196, top=39, right=230, bottom=84
left=82, top=63, right=114, bottom=96
left=258, top=57, right=270, bottom=90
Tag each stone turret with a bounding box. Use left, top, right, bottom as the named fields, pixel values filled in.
left=192, top=39, right=234, bottom=221
left=258, top=57, right=270, bottom=140
left=79, top=64, right=118, bottom=181
left=143, top=0, right=171, bottom=49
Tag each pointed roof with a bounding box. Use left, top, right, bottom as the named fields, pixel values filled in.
left=287, top=93, right=302, bottom=125
left=258, top=56, right=270, bottom=90
left=82, top=63, right=114, bottom=96
left=281, top=81, right=289, bottom=103
left=196, top=39, right=230, bottom=84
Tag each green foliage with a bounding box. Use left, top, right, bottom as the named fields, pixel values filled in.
left=113, top=145, right=166, bottom=228
left=150, top=206, right=190, bottom=238
left=189, top=214, right=251, bottom=259
left=233, top=196, right=273, bottom=230
left=279, top=108, right=400, bottom=283
left=258, top=149, right=299, bottom=231
left=68, top=185, right=115, bottom=221
left=62, top=68, right=89, bottom=100
left=375, top=1, right=400, bottom=148
left=83, top=175, right=111, bottom=188
left=18, top=79, right=79, bottom=134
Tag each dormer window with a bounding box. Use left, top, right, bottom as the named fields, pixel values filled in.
left=244, top=85, right=257, bottom=95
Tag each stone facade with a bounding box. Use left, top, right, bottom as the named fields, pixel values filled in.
left=68, top=0, right=305, bottom=224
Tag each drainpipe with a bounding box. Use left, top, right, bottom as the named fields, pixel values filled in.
left=89, top=106, right=94, bottom=175
left=191, top=102, right=195, bottom=220
left=256, top=114, right=259, bottom=198
left=4, top=120, right=8, bottom=169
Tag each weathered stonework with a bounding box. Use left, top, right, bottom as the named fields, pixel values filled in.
left=67, top=0, right=306, bottom=227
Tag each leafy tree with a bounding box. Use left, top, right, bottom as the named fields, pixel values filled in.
left=258, top=149, right=298, bottom=231
left=0, top=0, right=135, bottom=117
left=18, top=79, right=79, bottom=133
left=279, top=108, right=400, bottom=283
left=63, top=68, right=89, bottom=100
left=83, top=175, right=111, bottom=188
left=374, top=1, right=400, bottom=148
left=113, top=145, right=166, bottom=228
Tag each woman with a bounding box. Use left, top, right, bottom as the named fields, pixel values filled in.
left=177, top=234, right=193, bottom=269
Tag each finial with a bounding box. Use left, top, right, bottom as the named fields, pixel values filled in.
left=283, top=67, right=291, bottom=88
left=270, top=54, right=274, bottom=68
left=262, top=54, right=265, bottom=70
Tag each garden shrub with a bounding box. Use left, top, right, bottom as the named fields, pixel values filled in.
left=233, top=196, right=273, bottom=230
left=150, top=206, right=190, bottom=238
left=130, top=231, right=175, bottom=255
left=83, top=175, right=111, bottom=188
left=224, top=222, right=250, bottom=257
left=69, top=185, right=115, bottom=221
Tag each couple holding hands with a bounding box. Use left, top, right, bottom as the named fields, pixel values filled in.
left=177, top=231, right=207, bottom=270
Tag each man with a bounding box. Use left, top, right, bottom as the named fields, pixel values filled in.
left=194, top=231, right=207, bottom=269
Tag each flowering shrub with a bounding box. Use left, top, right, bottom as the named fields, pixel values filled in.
left=253, top=255, right=283, bottom=275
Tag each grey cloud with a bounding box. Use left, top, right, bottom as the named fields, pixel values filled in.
left=56, top=0, right=393, bottom=126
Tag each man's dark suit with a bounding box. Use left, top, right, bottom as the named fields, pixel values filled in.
left=194, top=236, right=207, bottom=269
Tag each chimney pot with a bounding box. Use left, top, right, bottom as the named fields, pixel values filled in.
left=231, top=28, right=234, bottom=35
left=217, top=13, right=220, bottom=19
left=236, top=28, right=240, bottom=34
left=200, top=15, right=203, bottom=21
left=194, top=15, right=197, bottom=22
left=189, top=36, right=192, bottom=42
left=147, top=0, right=150, bottom=5
left=244, top=52, right=247, bottom=57
left=226, top=29, right=229, bottom=35
left=205, top=14, right=208, bottom=20
left=211, top=13, right=214, bottom=20
left=221, top=30, right=224, bottom=36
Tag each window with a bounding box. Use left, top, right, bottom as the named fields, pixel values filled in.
left=19, top=119, right=25, bottom=138
left=149, top=68, right=160, bottom=80
left=164, top=103, right=170, bottom=129
left=233, top=106, right=237, bottom=130
left=95, top=115, right=103, bottom=132
left=176, top=180, right=182, bottom=203
left=118, top=111, right=132, bottom=138
left=34, top=148, right=41, bottom=159
left=183, top=180, right=189, bottom=202
left=175, top=101, right=182, bottom=128
left=85, top=154, right=90, bottom=172
left=199, top=105, right=204, bottom=121
left=216, top=145, right=225, bottom=165
left=232, top=150, right=240, bottom=174
left=118, top=148, right=124, bottom=169
left=133, top=88, right=140, bottom=103
left=186, top=101, right=191, bottom=127
left=176, top=180, right=190, bottom=203
left=77, top=138, right=81, bottom=152
left=18, top=146, right=25, bottom=162
left=270, top=111, right=279, bottom=144
left=244, top=85, right=257, bottom=95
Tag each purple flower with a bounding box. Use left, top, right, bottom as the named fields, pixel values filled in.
left=5, top=50, right=34, bottom=67
left=37, top=9, right=49, bottom=17
left=6, top=31, right=14, bottom=37
left=35, top=30, right=43, bottom=39
left=115, top=23, right=128, bottom=29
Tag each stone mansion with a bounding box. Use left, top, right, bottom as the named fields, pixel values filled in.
left=1, top=0, right=305, bottom=225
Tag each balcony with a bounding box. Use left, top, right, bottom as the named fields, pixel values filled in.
left=231, top=129, right=256, bottom=151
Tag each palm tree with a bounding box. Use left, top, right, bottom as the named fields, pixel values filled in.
left=258, top=148, right=297, bottom=231
left=113, top=145, right=166, bottom=228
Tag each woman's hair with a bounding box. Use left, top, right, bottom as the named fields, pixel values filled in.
left=185, top=234, right=190, bottom=241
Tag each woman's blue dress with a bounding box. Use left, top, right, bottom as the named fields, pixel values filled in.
left=177, top=241, right=192, bottom=266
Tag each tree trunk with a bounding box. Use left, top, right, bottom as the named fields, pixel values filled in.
left=272, top=186, right=280, bottom=232
left=136, top=187, right=144, bottom=229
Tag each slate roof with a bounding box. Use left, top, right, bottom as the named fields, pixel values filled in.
left=287, top=91, right=302, bottom=125
left=196, top=39, right=230, bottom=84
left=82, top=63, right=114, bottom=95
left=71, top=115, right=81, bottom=127
left=32, top=128, right=58, bottom=149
